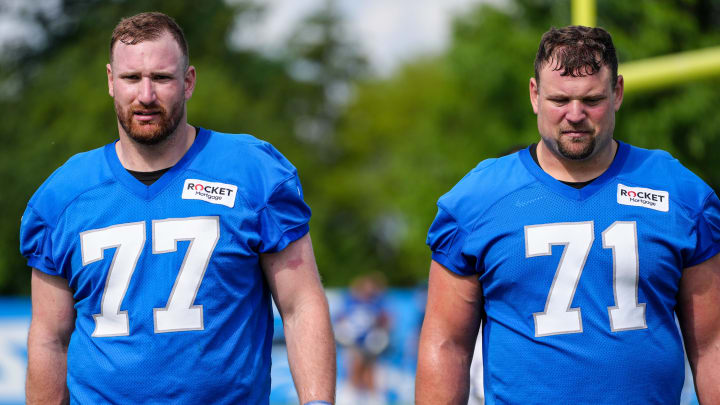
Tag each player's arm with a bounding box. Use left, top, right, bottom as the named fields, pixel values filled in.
left=261, top=233, right=335, bottom=404
left=677, top=252, right=720, bottom=404
left=416, top=260, right=482, bottom=405
left=26, top=268, right=76, bottom=405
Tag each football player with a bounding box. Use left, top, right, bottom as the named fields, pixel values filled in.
left=20, top=12, right=335, bottom=405
left=417, top=25, right=720, bottom=404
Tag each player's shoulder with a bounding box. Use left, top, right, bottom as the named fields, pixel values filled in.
left=27, top=145, right=112, bottom=224
left=438, top=151, right=535, bottom=225
left=200, top=129, right=296, bottom=175
left=620, top=142, right=715, bottom=210
left=192, top=129, right=301, bottom=209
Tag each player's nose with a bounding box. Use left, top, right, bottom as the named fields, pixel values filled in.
left=137, top=77, right=156, bottom=105
left=565, top=100, right=586, bottom=123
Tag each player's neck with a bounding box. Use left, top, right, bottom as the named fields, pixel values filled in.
left=536, top=139, right=618, bottom=183
left=116, top=123, right=196, bottom=172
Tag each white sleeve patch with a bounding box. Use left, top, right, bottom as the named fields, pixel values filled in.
left=182, top=179, right=238, bottom=208
left=617, top=184, right=669, bottom=212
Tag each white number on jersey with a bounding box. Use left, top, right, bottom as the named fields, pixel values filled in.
left=80, top=217, right=220, bottom=337
left=525, top=221, right=647, bottom=337
left=603, top=221, right=647, bottom=331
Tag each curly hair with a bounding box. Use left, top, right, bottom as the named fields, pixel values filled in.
left=534, top=25, right=618, bottom=87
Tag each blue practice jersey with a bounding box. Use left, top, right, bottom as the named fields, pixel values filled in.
left=20, top=128, right=311, bottom=404
left=427, top=141, right=720, bottom=405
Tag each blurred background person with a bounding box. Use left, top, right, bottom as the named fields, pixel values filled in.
left=334, top=272, right=391, bottom=404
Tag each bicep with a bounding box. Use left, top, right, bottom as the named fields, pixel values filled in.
left=422, top=260, right=483, bottom=346
left=30, top=268, right=75, bottom=342
left=260, top=233, right=324, bottom=317
left=677, top=253, right=720, bottom=358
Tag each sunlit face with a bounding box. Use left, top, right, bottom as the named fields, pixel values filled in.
left=107, top=32, right=195, bottom=145
left=530, top=62, right=623, bottom=161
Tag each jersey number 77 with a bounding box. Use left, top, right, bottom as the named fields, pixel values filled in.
left=80, top=216, right=220, bottom=337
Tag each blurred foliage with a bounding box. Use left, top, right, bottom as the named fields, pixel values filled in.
left=1, top=0, right=719, bottom=294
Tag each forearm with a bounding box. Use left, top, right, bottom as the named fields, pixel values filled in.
left=677, top=253, right=720, bottom=405
left=26, top=327, right=70, bottom=405
left=690, top=345, right=720, bottom=404
left=415, top=261, right=482, bottom=404
left=416, top=332, right=474, bottom=404
left=283, top=293, right=336, bottom=404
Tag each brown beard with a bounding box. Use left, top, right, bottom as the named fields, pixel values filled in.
left=115, top=97, right=185, bottom=146
left=555, top=127, right=596, bottom=160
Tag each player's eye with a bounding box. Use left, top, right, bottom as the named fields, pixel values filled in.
left=584, top=98, right=603, bottom=106
left=549, top=98, right=569, bottom=106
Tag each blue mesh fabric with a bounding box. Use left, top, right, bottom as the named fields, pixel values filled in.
left=427, top=142, right=720, bottom=404
left=20, top=128, right=311, bottom=404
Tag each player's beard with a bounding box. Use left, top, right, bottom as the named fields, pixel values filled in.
left=115, top=97, right=185, bottom=146
left=556, top=129, right=596, bottom=160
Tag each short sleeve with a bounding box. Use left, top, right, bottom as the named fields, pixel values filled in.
left=687, top=191, right=720, bottom=267
left=426, top=206, right=476, bottom=276
left=19, top=205, right=60, bottom=276
left=257, top=174, right=311, bottom=254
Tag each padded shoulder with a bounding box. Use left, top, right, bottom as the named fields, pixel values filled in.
left=189, top=131, right=300, bottom=213
left=27, top=146, right=112, bottom=226
left=437, top=152, right=536, bottom=231
left=619, top=145, right=715, bottom=214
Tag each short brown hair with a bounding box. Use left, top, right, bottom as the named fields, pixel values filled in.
left=110, top=12, right=189, bottom=68
left=534, top=25, right=618, bottom=88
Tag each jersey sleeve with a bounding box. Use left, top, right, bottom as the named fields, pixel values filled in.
left=687, top=190, right=720, bottom=267
left=426, top=205, right=476, bottom=276
left=19, top=204, right=60, bottom=276
left=256, top=173, right=311, bottom=254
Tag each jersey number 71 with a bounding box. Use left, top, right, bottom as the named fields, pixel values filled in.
left=525, top=221, right=647, bottom=337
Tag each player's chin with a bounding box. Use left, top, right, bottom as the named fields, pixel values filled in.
left=558, top=138, right=595, bottom=160
left=128, top=125, right=169, bottom=145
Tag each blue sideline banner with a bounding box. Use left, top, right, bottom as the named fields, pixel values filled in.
left=0, top=299, right=30, bottom=405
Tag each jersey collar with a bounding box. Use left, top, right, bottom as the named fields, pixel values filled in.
left=104, top=127, right=210, bottom=200
left=518, top=140, right=630, bottom=201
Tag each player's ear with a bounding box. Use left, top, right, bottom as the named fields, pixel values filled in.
left=613, top=74, right=624, bottom=112
left=107, top=63, right=114, bottom=98
left=529, top=77, right=540, bottom=114
left=184, top=65, right=196, bottom=101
